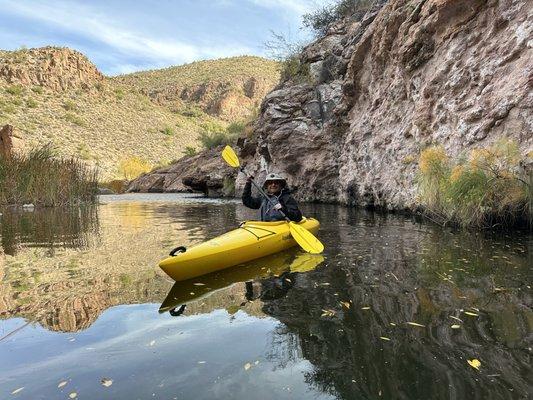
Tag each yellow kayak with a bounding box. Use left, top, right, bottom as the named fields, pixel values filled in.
left=159, top=217, right=320, bottom=281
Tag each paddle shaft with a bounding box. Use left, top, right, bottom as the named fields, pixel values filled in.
left=240, top=166, right=291, bottom=222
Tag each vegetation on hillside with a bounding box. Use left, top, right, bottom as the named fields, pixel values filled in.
left=0, top=145, right=97, bottom=206
left=0, top=48, right=280, bottom=181
left=303, top=0, right=375, bottom=37
left=417, top=139, right=532, bottom=228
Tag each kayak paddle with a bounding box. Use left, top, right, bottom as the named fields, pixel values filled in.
left=222, top=145, right=324, bottom=254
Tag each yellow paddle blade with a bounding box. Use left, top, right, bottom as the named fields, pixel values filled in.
left=289, top=253, right=325, bottom=273
left=289, top=221, right=324, bottom=254
left=221, top=145, right=240, bottom=168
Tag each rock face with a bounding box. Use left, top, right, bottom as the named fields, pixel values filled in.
left=127, top=146, right=237, bottom=197
left=0, top=47, right=104, bottom=91
left=237, top=0, right=532, bottom=209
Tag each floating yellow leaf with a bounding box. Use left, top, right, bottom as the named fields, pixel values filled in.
left=467, top=359, right=481, bottom=370
left=11, top=388, right=24, bottom=395
left=149, top=340, right=155, bottom=346
left=69, top=393, right=77, bottom=399
left=451, top=325, right=461, bottom=329
left=244, top=363, right=252, bottom=371
left=197, top=361, right=206, bottom=364
left=380, top=337, right=391, bottom=341
left=58, top=381, right=68, bottom=388
left=321, top=309, right=336, bottom=317
left=193, top=283, right=205, bottom=286
left=406, top=322, right=426, bottom=327
left=464, top=311, right=478, bottom=317
left=340, top=301, right=350, bottom=309
left=101, top=378, right=113, bottom=387
left=389, top=322, right=397, bottom=326
left=361, top=307, right=371, bottom=310
left=450, top=316, right=463, bottom=322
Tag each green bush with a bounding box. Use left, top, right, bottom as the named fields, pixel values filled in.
left=161, top=126, right=174, bottom=136
left=303, top=0, right=373, bottom=37
left=26, top=98, right=38, bottom=108
left=31, top=86, right=44, bottom=94
left=63, top=100, right=77, bottom=111
left=183, top=146, right=197, bottom=157
left=227, top=121, right=246, bottom=135
left=115, top=88, right=125, bottom=100
left=0, top=145, right=98, bottom=206
left=280, top=55, right=312, bottom=83
left=6, top=85, right=24, bottom=96
left=199, top=130, right=231, bottom=149
left=417, top=139, right=531, bottom=228
left=64, top=112, right=85, bottom=127
left=179, top=105, right=204, bottom=118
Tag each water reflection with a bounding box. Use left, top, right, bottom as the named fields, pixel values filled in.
left=0, top=195, right=530, bottom=400
left=160, top=250, right=325, bottom=317
left=0, top=206, right=99, bottom=256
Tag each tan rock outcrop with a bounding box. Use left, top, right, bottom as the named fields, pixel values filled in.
left=0, top=46, right=104, bottom=91
left=127, top=146, right=237, bottom=196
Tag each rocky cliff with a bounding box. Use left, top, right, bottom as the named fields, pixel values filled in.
left=238, top=0, right=532, bottom=210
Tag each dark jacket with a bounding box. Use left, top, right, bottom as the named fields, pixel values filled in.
left=242, top=181, right=302, bottom=222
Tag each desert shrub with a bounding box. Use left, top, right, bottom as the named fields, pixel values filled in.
left=0, top=145, right=98, bottom=206
left=64, top=112, right=85, bottom=127
left=198, top=130, right=232, bottom=149
left=63, top=100, right=77, bottom=111
left=179, top=105, right=204, bottom=118
left=280, top=55, right=312, bottom=83
left=417, top=139, right=531, bottom=228
left=227, top=121, right=246, bottom=135
left=26, top=98, right=38, bottom=108
left=303, top=0, right=374, bottom=37
left=6, top=85, right=24, bottom=96
left=183, top=146, right=197, bottom=157
left=77, top=143, right=91, bottom=160
left=161, top=126, right=174, bottom=136
left=31, top=86, right=44, bottom=94
left=264, top=31, right=310, bottom=83
left=117, top=156, right=152, bottom=180
left=115, top=88, right=125, bottom=100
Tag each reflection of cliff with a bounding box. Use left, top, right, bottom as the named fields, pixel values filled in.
left=258, top=209, right=532, bottom=399
left=1, top=197, right=243, bottom=332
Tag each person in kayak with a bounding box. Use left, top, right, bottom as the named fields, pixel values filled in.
left=242, top=172, right=302, bottom=222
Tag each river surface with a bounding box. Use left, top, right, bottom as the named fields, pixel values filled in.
left=0, top=194, right=531, bottom=400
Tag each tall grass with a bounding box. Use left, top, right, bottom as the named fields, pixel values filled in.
left=0, top=145, right=98, bottom=207
left=417, top=139, right=532, bottom=228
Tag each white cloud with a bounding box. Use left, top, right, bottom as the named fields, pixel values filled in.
left=0, top=0, right=253, bottom=74
left=245, top=0, right=319, bottom=15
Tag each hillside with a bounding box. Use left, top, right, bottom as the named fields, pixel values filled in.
left=115, top=55, right=281, bottom=121
left=0, top=47, right=280, bottom=180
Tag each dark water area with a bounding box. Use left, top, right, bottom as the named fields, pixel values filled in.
left=0, top=194, right=531, bottom=399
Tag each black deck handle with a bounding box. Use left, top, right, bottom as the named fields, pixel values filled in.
left=169, top=246, right=187, bottom=256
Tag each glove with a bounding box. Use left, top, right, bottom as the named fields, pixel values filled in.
left=273, top=203, right=283, bottom=211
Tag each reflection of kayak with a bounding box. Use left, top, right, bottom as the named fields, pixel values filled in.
left=159, top=218, right=320, bottom=281
left=159, top=249, right=324, bottom=313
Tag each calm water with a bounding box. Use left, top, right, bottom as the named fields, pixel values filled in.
left=0, top=194, right=531, bottom=400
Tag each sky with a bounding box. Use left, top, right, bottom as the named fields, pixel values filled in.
left=0, top=0, right=331, bottom=76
